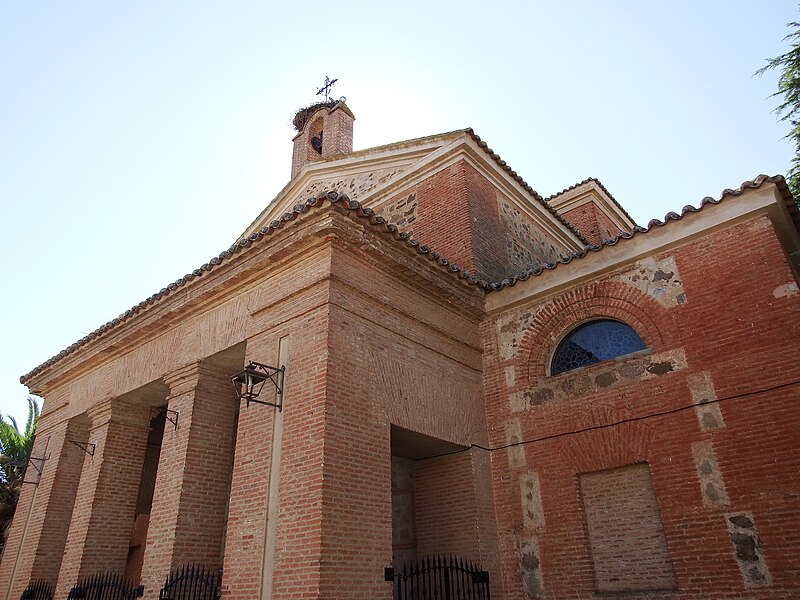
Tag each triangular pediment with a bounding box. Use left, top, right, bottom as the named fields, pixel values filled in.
left=242, top=130, right=464, bottom=237
left=243, top=129, right=585, bottom=255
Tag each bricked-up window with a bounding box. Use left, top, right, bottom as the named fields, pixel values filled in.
left=579, top=463, right=677, bottom=592
left=550, top=319, right=645, bottom=375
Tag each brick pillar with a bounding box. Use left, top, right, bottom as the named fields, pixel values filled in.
left=221, top=338, right=288, bottom=599
left=140, top=362, right=238, bottom=599
left=0, top=416, right=89, bottom=600
left=54, top=399, right=150, bottom=599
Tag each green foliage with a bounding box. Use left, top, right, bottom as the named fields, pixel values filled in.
left=757, top=19, right=800, bottom=200
left=0, top=397, right=40, bottom=484
left=0, top=397, right=40, bottom=550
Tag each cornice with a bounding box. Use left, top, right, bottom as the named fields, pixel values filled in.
left=22, top=193, right=489, bottom=392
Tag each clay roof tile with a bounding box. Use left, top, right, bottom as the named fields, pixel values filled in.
left=488, top=174, right=796, bottom=292
left=21, top=192, right=491, bottom=384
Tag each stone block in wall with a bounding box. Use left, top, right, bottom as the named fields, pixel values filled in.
left=615, top=256, right=686, bottom=308
left=687, top=372, right=725, bottom=431
left=520, top=472, right=544, bottom=531
left=725, top=512, right=771, bottom=588
left=509, top=348, right=686, bottom=412
left=691, top=440, right=729, bottom=508
left=518, top=536, right=544, bottom=599
left=505, top=420, right=526, bottom=468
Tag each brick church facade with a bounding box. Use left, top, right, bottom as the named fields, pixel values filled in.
left=2, top=101, right=800, bottom=599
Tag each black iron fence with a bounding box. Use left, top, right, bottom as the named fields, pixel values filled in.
left=20, top=580, right=53, bottom=600
left=158, top=564, right=221, bottom=600
left=66, top=573, right=143, bottom=600
left=387, top=555, right=490, bottom=600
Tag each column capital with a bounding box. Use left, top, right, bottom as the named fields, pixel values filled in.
left=163, top=360, right=234, bottom=397
left=85, top=397, right=151, bottom=431
left=86, top=398, right=114, bottom=429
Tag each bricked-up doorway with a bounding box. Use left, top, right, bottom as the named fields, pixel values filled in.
left=125, top=409, right=166, bottom=583
left=390, top=426, right=476, bottom=564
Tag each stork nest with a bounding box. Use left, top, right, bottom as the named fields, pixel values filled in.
left=292, top=100, right=336, bottom=132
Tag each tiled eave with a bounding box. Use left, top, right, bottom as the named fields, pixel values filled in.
left=485, top=174, right=799, bottom=294
left=21, top=172, right=797, bottom=386
left=547, top=176, right=638, bottom=227
left=21, top=192, right=493, bottom=385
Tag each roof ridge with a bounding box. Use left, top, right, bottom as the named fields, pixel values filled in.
left=546, top=176, right=637, bottom=226
left=329, top=128, right=471, bottom=161
left=487, top=174, right=797, bottom=293
left=21, top=192, right=490, bottom=384
left=464, top=129, right=590, bottom=246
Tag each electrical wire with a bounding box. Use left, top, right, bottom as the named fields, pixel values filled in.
left=416, top=377, right=800, bottom=461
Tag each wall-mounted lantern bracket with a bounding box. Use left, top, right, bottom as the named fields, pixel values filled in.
left=231, top=361, right=285, bottom=411
left=70, top=440, right=96, bottom=457
left=151, top=406, right=179, bottom=431
left=15, top=454, right=50, bottom=485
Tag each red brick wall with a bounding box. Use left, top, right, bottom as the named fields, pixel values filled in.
left=464, top=163, right=509, bottom=280
left=0, top=416, right=89, bottom=600
left=392, top=159, right=569, bottom=280
left=561, top=202, right=623, bottom=245
left=414, top=453, right=481, bottom=563
left=221, top=312, right=329, bottom=599
left=482, top=216, right=800, bottom=598
left=412, top=161, right=477, bottom=274
left=579, top=463, right=676, bottom=592
left=306, top=243, right=492, bottom=598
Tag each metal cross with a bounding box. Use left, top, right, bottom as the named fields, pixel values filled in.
left=316, top=76, right=338, bottom=103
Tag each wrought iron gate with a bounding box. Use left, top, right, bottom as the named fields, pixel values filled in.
left=66, top=573, right=143, bottom=600
left=158, top=564, right=221, bottom=600
left=19, top=580, right=53, bottom=600
left=388, top=555, right=490, bottom=600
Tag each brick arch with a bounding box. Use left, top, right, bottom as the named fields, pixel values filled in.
left=519, top=279, right=674, bottom=382
left=558, top=409, right=656, bottom=473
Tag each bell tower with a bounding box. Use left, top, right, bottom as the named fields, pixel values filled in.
left=290, top=99, right=355, bottom=178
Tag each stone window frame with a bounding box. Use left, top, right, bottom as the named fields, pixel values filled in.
left=548, top=318, right=649, bottom=377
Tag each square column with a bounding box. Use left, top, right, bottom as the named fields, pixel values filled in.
left=139, top=362, right=238, bottom=598
left=221, top=338, right=289, bottom=600
left=54, top=399, right=151, bottom=599
left=0, top=416, right=89, bottom=600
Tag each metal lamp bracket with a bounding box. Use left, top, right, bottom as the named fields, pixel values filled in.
left=70, top=440, right=96, bottom=457
left=20, top=454, right=50, bottom=485
left=231, top=362, right=285, bottom=411
left=245, top=363, right=285, bottom=410
left=151, top=406, right=179, bottom=431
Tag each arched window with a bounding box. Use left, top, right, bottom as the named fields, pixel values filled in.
left=550, top=319, right=646, bottom=375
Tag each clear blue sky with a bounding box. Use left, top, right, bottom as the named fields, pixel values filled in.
left=1, top=1, right=796, bottom=423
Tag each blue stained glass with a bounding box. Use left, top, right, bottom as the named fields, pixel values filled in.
left=550, top=320, right=646, bottom=375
